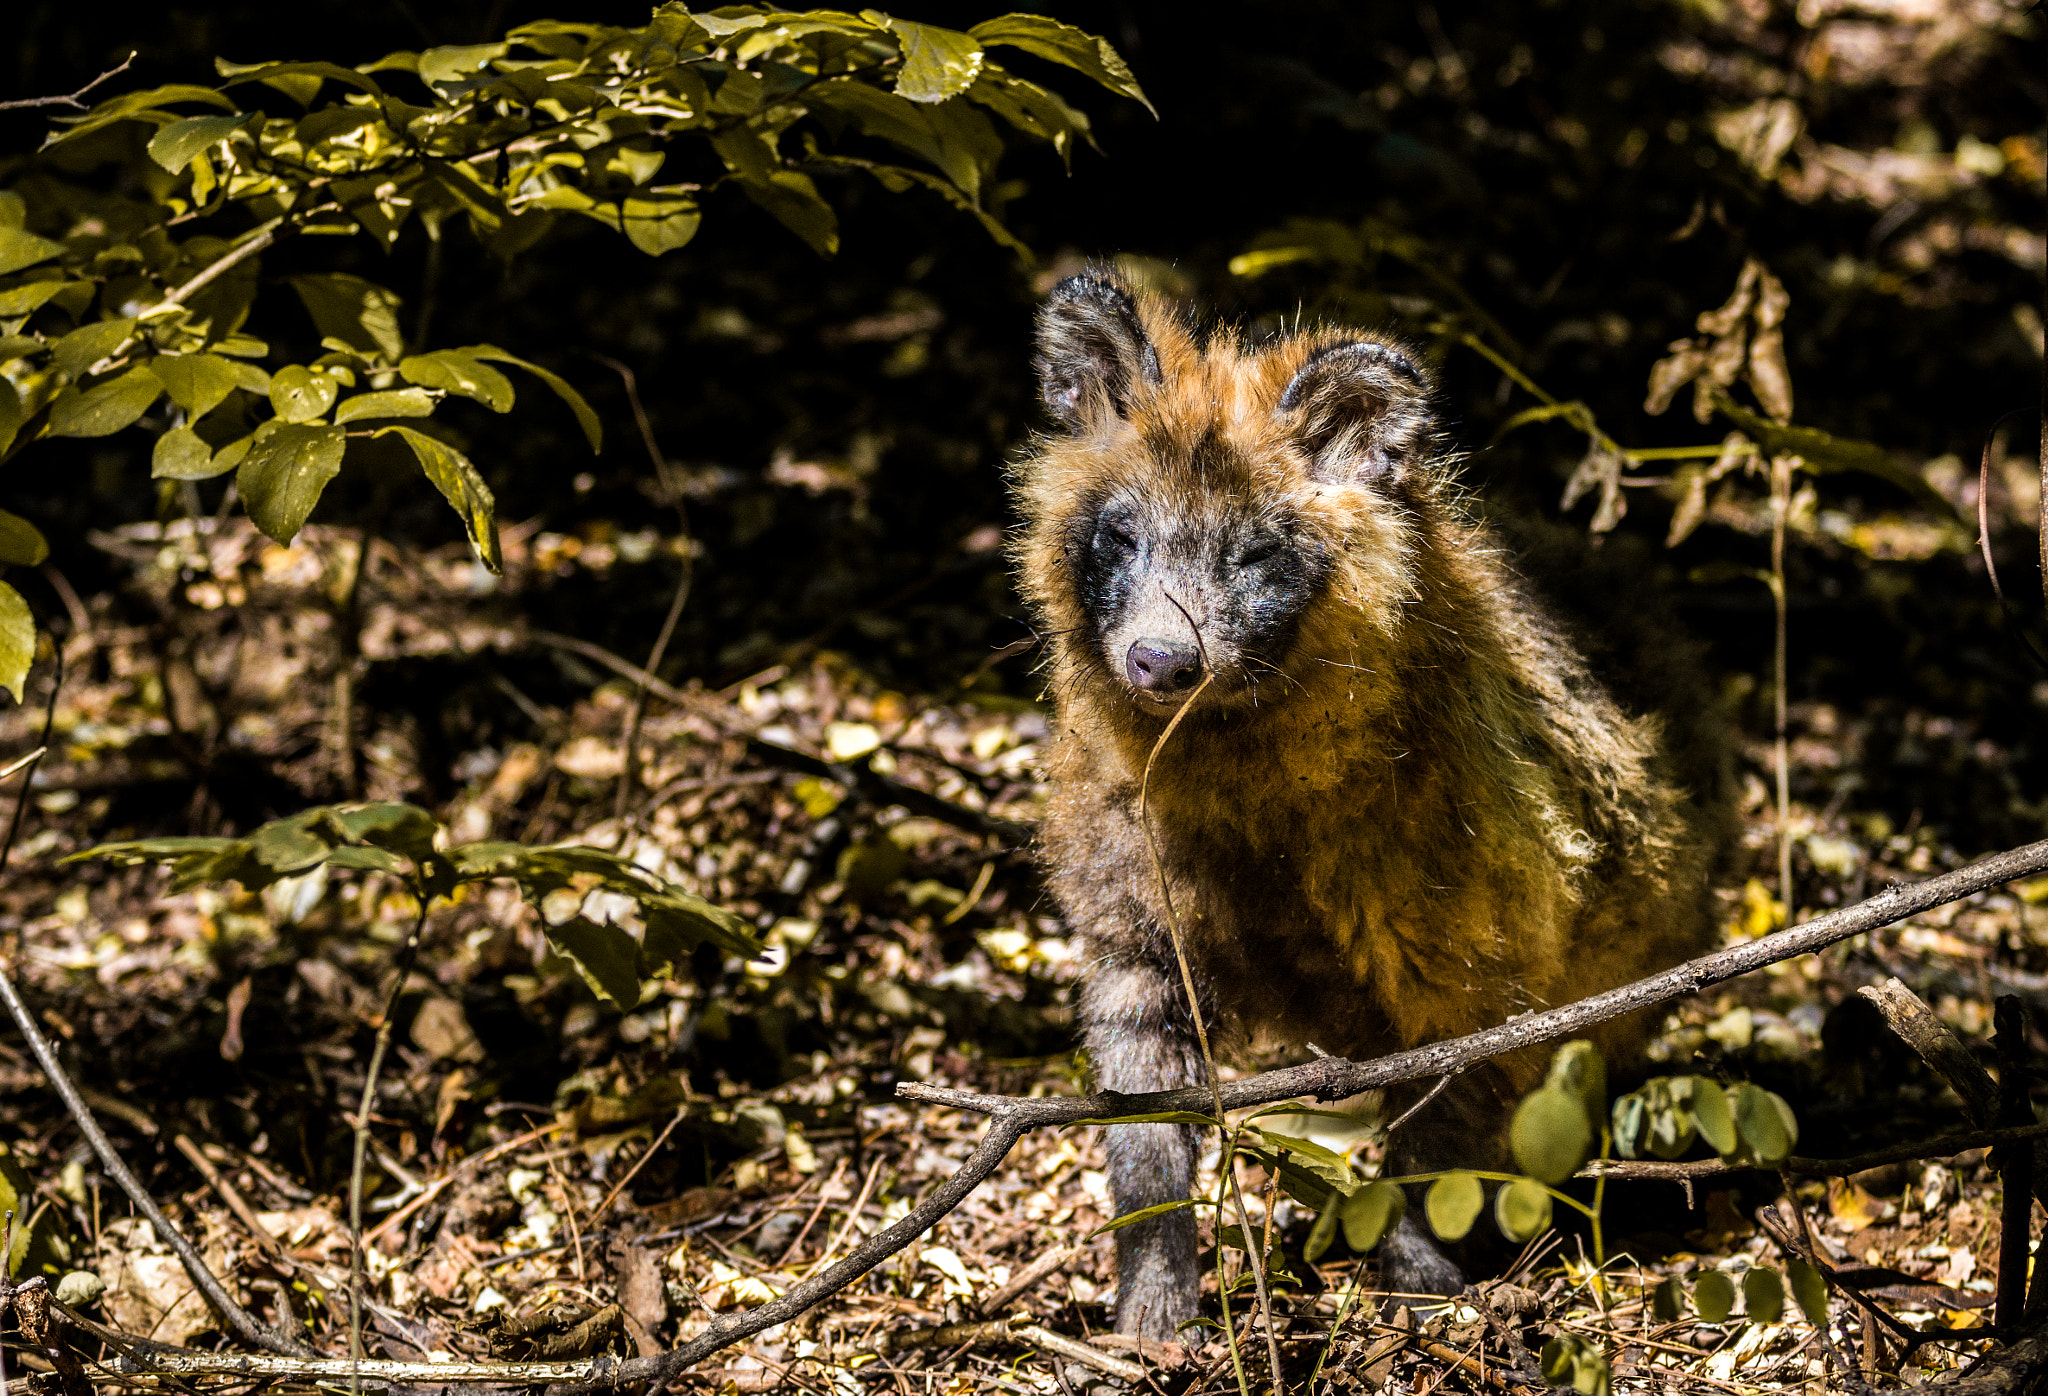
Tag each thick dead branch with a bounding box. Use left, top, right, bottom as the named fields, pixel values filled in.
left=1859, top=978, right=2001, bottom=1122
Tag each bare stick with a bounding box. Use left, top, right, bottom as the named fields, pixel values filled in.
left=0, top=967, right=306, bottom=1354
left=1858, top=978, right=1999, bottom=1124
left=348, top=898, right=431, bottom=1392
left=588, top=354, right=695, bottom=826
left=0, top=52, right=135, bottom=110
left=975, top=1244, right=1077, bottom=1315
left=1770, top=451, right=1794, bottom=922
left=1995, top=997, right=2034, bottom=1328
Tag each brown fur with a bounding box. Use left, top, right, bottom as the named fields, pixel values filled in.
left=1013, top=274, right=1728, bottom=1338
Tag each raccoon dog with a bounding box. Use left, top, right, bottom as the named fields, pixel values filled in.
left=1012, top=272, right=1727, bottom=1339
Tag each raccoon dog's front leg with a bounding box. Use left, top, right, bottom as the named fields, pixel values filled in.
left=1080, top=942, right=1206, bottom=1342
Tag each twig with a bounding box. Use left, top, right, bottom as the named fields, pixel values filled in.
left=1769, top=451, right=1794, bottom=923
left=774, top=1156, right=848, bottom=1268
left=1994, top=997, right=2034, bottom=1327
left=806, top=1154, right=884, bottom=1276
left=0, top=968, right=306, bottom=1355
left=0, top=52, right=135, bottom=110
left=1385, top=1072, right=1457, bottom=1136
left=361, top=1120, right=562, bottom=1248
left=862, top=1320, right=1147, bottom=1383
left=590, top=1105, right=691, bottom=1229
left=976, top=1244, right=1078, bottom=1315
left=171, top=1135, right=297, bottom=1271
left=1977, top=419, right=2048, bottom=674
left=348, top=897, right=431, bottom=1394
left=588, top=354, right=695, bottom=825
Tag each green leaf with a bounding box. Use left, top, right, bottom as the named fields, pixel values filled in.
left=0, top=227, right=66, bottom=278
left=0, top=581, right=32, bottom=703
left=1692, top=1270, right=1735, bottom=1323
left=1652, top=1275, right=1685, bottom=1322
left=545, top=915, right=643, bottom=1009
left=400, top=350, right=515, bottom=412
left=1610, top=1092, right=1646, bottom=1160
left=1731, top=1084, right=1798, bottom=1166
left=1538, top=1334, right=1610, bottom=1396
left=249, top=808, right=347, bottom=876
left=150, top=353, right=242, bottom=420
left=968, top=14, right=1154, bottom=115
left=1423, top=1173, right=1483, bottom=1242
left=1089, top=1198, right=1201, bottom=1236
left=465, top=346, right=602, bottom=452
left=1544, top=1040, right=1608, bottom=1133
left=268, top=365, right=339, bottom=424
left=52, top=320, right=138, bottom=380
left=447, top=841, right=763, bottom=959
left=334, top=388, right=435, bottom=424
left=0, top=378, right=20, bottom=457
left=378, top=426, right=501, bottom=573
left=1246, top=1129, right=1360, bottom=1197
left=1742, top=1266, right=1784, bottom=1325
left=1510, top=1086, right=1592, bottom=1185
left=237, top=421, right=346, bottom=544
left=289, top=274, right=406, bottom=363
left=1068, top=1111, right=1219, bottom=1128
left=0, top=511, right=48, bottom=568
left=710, top=129, right=839, bottom=257
left=1787, top=1258, right=1829, bottom=1325
left=1340, top=1178, right=1406, bottom=1252
left=153, top=428, right=221, bottom=480
left=335, top=802, right=441, bottom=863
left=0, top=278, right=71, bottom=318
left=881, top=18, right=984, bottom=103
left=147, top=114, right=248, bottom=173
left=1688, top=1076, right=1738, bottom=1156
left=1304, top=1199, right=1340, bottom=1264
left=614, top=190, right=702, bottom=257
left=47, top=366, right=162, bottom=438
left=1641, top=1078, right=1700, bottom=1159
left=1492, top=1177, right=1553, bottom=1244
left=417, top=42, right=510, bottom=84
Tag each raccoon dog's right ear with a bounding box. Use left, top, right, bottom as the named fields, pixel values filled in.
left=1034, top=275, right=1162, bottom=431
left=1278, top=338, right=1434, bottom=486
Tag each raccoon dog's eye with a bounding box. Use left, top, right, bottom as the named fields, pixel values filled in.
left=1237, top=535, right=1280, bottom=566
left=1100, top=519, right=1136, bottom=551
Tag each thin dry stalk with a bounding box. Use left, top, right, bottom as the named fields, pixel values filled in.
left=1770, top=452, right=1794, bottom=923
left=348, top=897, right=431, bottom=1393
left=1133, top=641, right=1283, bottom=1396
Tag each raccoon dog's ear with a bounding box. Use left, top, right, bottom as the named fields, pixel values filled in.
left=1035, top=274, right=1162, bottom=430
left=1278, top=338, right=1435, bottom=485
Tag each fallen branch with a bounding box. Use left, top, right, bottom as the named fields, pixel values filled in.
left=51, top=837, right=2048, bottom=1388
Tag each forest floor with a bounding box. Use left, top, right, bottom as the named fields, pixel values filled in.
left=3, top=514, right=2047, bottom=1395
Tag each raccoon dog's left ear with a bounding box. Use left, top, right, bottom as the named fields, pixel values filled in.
left=1034, top=274, right=1162, bottom=431
left=1278, top=338, right=1435, bottom=485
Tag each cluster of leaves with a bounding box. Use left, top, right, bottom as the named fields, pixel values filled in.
left=1097, top=1042, right=1814, bottom=1391
left=64, top=801, right=762, bottom=1008
left=0, top=6, right=1148, bottom=699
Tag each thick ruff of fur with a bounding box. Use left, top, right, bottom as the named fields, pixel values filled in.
left=1013, top=273, right=1728, bottom=1340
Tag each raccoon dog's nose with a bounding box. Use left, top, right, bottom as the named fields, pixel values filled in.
left=1126, top=638, right=1202, bottom=694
